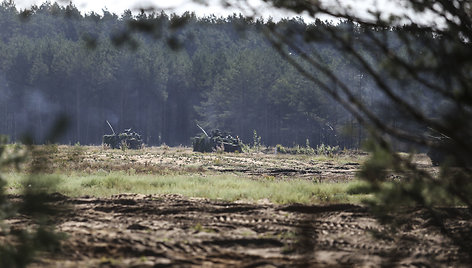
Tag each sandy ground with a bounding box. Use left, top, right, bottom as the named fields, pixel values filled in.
left=12, top=193, right=468, bottom=267
left=4, top=147, right=469, bottom=267
left=39, top=146, right=369, bottom=181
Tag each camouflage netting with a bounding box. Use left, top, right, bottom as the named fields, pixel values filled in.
left=103, top=129, right=143, bottom=149
left=193, top=129, right=243, bottom=153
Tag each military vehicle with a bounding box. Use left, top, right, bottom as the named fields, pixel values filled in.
left=425, top=127, right=452, bottom=166
left=427, top=138, right=472, bottom=167
left=103, top=121, right=143, bottom=149
left=427, top=139, right=448, bottom=166
left=193, top=125, right=243, bottom=153
left=425, top=128, right=472, bottom=167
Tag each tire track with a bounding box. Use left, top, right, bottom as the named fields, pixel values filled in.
left=25, top=194, right=467, bottom=267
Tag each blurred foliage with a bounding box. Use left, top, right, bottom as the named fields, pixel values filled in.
left=0, top=118, right=68, bottom=267
left=244, top=0, right=472, bottom=259
left=0, top=0, right=471, bottom=261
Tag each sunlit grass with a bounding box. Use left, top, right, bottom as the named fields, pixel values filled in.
left=2, top=145, right=370, bottom=205
left=4, top=172, right=371, bottom=205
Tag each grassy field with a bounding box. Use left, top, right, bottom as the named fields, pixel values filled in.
left=3, top=144, right=373, bottom=204
left=4, top=172, right=371, bottom=204
left=5, top=145, right=468, bottom=268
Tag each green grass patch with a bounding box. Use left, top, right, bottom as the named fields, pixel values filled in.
left=4, top=172, right=370, bottom=204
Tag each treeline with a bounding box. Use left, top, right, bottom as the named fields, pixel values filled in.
left=0, top=2, right=438, bottom=147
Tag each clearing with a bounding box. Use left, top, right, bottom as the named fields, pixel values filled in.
left=2, top=146, right=470, bottom=267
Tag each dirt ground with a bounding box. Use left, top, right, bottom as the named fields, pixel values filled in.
left=5, top=147, right=470, bottom=267
left=33, top=145, right=370, bottom=181
left=8, top=193, right=464, bottom=267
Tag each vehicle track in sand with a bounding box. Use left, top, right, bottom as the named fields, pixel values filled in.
left=21, top=193, right=469, bottom=267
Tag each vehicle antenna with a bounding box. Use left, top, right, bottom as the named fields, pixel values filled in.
left=106, top=120, right=116, bottom=135
left=196, top=124, right=209, bottom=137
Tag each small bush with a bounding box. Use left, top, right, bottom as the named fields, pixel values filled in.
left=316, top=144, right=340, bottom=156
left=253, top=130, right=262, bottom=150
left=275, top=142, right=339, bottom=156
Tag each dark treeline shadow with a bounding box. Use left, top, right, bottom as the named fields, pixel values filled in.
left=0, top=1, right=439, bottom=150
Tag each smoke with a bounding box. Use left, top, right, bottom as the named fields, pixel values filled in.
left=24, top=89, right=60, bottom=115
left=14, top=88, right=61, bottom=143
left=0, top=74, right=12, bottom=100
left=105, top=111, right=119, bottom=126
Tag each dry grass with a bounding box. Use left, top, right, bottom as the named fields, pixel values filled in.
left=12, top=145, right=366, bottom=179
left=3, top=145, right=371, bottom=204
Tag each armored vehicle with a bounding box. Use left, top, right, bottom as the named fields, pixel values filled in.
left=427, top=137, right=449, bottom=166
left=426, top=129, right=472, bottom=167
left=103, top=121, right=143, bottom=149
left=193, top=125, right=243, bottom=153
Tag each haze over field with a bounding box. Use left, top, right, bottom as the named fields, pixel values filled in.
left=0, top=2, right=442, bottom=148
left=1, top=0, right=472, bottom=267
